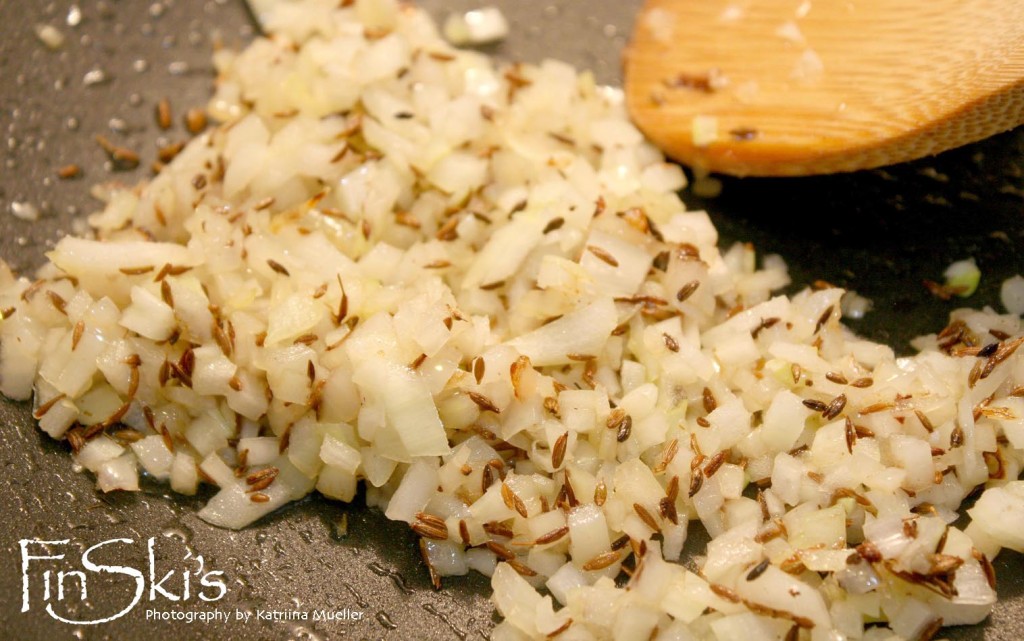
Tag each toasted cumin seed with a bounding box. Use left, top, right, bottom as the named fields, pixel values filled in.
left=502, top=483, right=528, bottom=517
left=704, top=451, right=727, bottom=478
left=582, top=551, right=620, bottom=571
left=551, top=432, right=568, bottom=469
left=468, top=390, right=500, bottom=414
left=71, top=320, right=85, bottom=351
left=158, top=279, right=174, bottom=307
left=950, top=424, right=965, bottom=448
left=95, top=135, right=140, bottom=170
left=411, top=521, right=449, bottom=541
left=802, top=398, right=828, bottom=412
left=483, top=521, right=514, bottom=539
left=702, top=387, right=717, bottom=413
left=486, top=541, right=515, bottom=560
left=246, top=466, right=279, bottom=486
left=671, top=279, right=701, bottom=305
left=155, top=98, right=172, bottom=129
left=659, top=496, right=678, bottom=525
left=609, top=534, right=630, bottom=552
left=66, top=428, right=85, bottom=453
left=594, top=480, right=607, bottom=506
left=506, top=558, right=537, bottom=577
left=419, top=538, right=442, bottom=590
left=266, top=259, right=290, bottom=276
left=662, top=333, right=680, bottom=352
left=33, top=393, right=68, bottom=419
left=249, top=492, right=270, bottom=503
left=481, top=464, right=495, bottom=494
left=562, top=469, right=579, bottom=507
left=746, top=558, right=770, bottom=581
left=586, top=245, right=619, bottom=267
left=849, top=377, right=874, bottom=388
left=542, top=217, right=565, bottom=234
left=606, top=408, right=627, bottom=431
left=688, top=473, right=704, bottom=497
left=57, top=163, right=82, bottom=179
left=814, top=305, right=834, bottom=334
left=185, top=107, right=207, bottom=134
left=845, top=418, right=856, bottom=453
left=825, top=371, right=848, bottom=385
left=472, top=357, right=485, bottom=383
left=46, top=290, right=67, bottom=315
left=655, top=438, right=679, bottom=474
left=111, top=427, right=145, bottom=444
left=666, top=476, right=680, bottom=503
left=246, top=475, right=276, bottom=493
left=616, top=415, right=632, bottom=442
left=458, top=520, right=471, bottom=545
left=757, top=490, right=771, bottom=521
left=823, top=394, right=847, bottom=420
left=157, top=141, right=185, bottom=163
left=278, top=425, right=292, bottom=454
left=696, top=416, right=710, bottom=427
left=535, top=526, right=569, bottom=545
left=633, top=502, right=660, bottom=531
left=851, top=421, right=876, bottom=436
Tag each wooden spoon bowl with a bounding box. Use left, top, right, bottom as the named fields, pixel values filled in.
left=625, top=0, right=1024, bottom=176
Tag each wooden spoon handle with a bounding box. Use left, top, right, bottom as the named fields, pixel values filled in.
left=625, top=0, right=1024, bottom=176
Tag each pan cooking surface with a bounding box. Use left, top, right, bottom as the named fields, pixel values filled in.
left=0, top=1, right=1021, bottom=639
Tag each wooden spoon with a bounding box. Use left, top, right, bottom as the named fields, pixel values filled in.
left=624, top=0, right=1024, bottom=176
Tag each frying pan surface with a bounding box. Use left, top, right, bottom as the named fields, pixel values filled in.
left=0, top=1, right=1021, bottom=639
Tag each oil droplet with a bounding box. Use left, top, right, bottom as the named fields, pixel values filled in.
left=66, top=116, right=79, bottom=131
left=82, top=67, right=110, bottom=86
left=132, top=59, right=148, bottom=73
left=343, top=583, right=368, bottom=608
left=423, top=603, right=468, bottom=640
left=376, top=611, right=397, bottom=630
left=67, top=5, right=82, bottom=27
left=11, top=201, right=40, bottom=221
left=368, top=562, right=413, bottom=594
left=72, top=628, right=85, bottom=640
left=161, top=525, right=193, bottom=543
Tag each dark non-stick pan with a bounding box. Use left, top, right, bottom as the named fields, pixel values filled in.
left=1, top=1, right=1021, bottom=639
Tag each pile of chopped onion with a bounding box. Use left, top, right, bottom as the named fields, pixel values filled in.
left=1, top=1, right=1022, bottom=639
